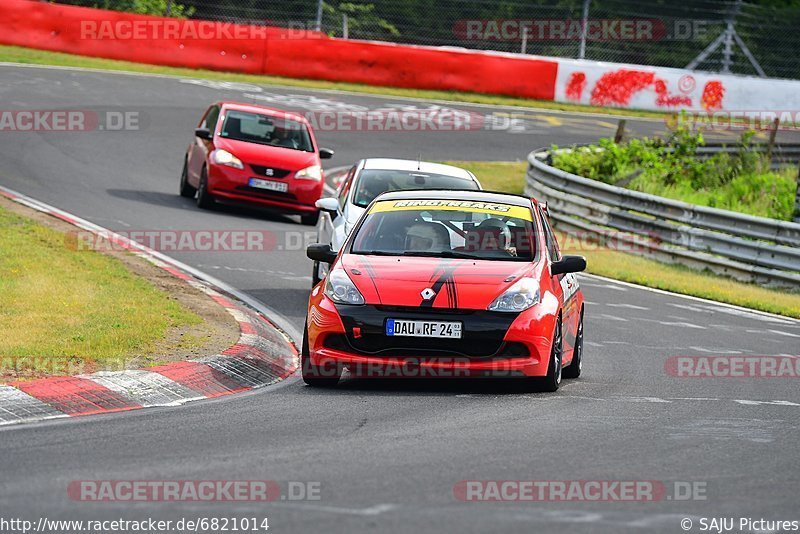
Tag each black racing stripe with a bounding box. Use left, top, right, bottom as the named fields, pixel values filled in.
left=420, top=262, right=458, bottom=308
left=358, top=257, right=382, bottom=305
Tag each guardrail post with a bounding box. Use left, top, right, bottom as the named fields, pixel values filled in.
left=767, top=117, right=780, bottom=163
left=795, top=164, right=800, bottom=223
left=614, top=119, right=626, bottom=144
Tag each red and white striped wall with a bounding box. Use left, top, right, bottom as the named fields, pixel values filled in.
left=0, top=186, right=298, bottom=427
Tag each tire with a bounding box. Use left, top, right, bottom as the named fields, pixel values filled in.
left=563, top=309, right=584, bottom=379
left=196, top=167, right=216, bottom=209
left=179, top=159, right=196, bottom=198
left=539, top=317, right=563, bottom=392
left=301, top=324, right=341, bottom=387
left=301, top=211, right=320, bottom=226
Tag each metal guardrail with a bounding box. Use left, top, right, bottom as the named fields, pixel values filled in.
left=526, top=147, right=800, bottom=288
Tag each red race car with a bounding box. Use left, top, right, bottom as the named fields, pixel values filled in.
left=180, top=101, right=334, bottom=225
left=304, top=190, right=586, bottom=390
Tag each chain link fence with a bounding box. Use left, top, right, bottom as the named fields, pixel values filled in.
left=55, top=0, right=800, bottom=80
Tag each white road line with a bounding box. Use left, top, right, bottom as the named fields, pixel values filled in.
left=688, top=346, right=743, bottom=354
left=667, top=303, right=713, bottom=313
left=598, top=314, right=628, bottom=322
left=606, top=303, right=649, bottom=310
left=660, top=321, right=706, bottom=329
left=580, top=273, right=800, bottom=325
left=270, top=502, right=398, bottom=516
left=734, top=400, right=800, bottom=406
left=768, top=329, right=800, bottom=338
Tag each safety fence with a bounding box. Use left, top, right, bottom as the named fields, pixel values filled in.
left=526, top=145, right=800, bottom=288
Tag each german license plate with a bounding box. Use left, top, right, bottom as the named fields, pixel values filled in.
left=249, top=177, right=288, bottom=193
left=386, top=319, right=462, bottom=339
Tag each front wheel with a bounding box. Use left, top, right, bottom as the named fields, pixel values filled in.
left=179, top=159, right=197, bottom=198
left=301, top=211, right=320, bottom=226
left=539, top=318, right=563, bottom=392
left=196, top=167, right=216, bottom=210
left=301, top=324, right=341, bottom=387
left=562, top=310, right=584, bottom=379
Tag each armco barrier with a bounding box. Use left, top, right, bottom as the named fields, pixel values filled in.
left=5, top=0, right=800, bottom=111
left=526, top=147, right=800, bottom=288
left=0, top=0, right=557, bottom=101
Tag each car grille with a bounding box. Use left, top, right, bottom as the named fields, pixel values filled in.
left=331, top=305, right=520, bottom=359
left=250, top=164, right=292, bottom=178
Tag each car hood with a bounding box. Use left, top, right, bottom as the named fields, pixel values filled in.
left=215, top=137, right=318, bottom=171
left=340, top=255, right=536, bottom=310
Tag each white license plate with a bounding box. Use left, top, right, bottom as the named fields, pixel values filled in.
left=249, top=177, right=288, bottom=193
left=386, top=319, right=462, bottom=339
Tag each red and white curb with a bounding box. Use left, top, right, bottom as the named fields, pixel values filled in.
left=0, top=185, right=299, bottom=427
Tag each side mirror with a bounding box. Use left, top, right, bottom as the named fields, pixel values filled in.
left=307, top=243, right=338, bottom=264
left=315, top=197, right=340, bottom=219
left=551, top=255, right=586, bottom=276
left=194, top=127, right=213, bottom=141
left=319, top=148, right=335, bottom=159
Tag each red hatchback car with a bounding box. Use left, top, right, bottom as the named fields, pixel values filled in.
left=304, top=190, right=587, bottom=391
left=180, top=102, right=334, bottom=225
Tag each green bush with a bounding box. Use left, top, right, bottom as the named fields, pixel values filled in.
left=551, top=127, right=797, bottom=221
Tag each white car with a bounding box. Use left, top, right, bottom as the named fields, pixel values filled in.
left=312, top=158, right=481, bottom=285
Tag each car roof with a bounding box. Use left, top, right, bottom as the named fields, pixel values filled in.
left=375, top=189, right=536, bottom=208
left=361, top=158, right=475, bottom=180
left=217, top=101, right=308, bottom=124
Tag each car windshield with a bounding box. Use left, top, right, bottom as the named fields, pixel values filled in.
left=352, top=169, right=478, bottom=207
left=350, top=199, right=536, bottom=261
left=220, top=110, right=314, bottom=152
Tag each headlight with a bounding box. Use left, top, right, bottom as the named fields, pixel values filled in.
left=212, top=149, right=244, bottom=170
left=295, top=165, right=322, bottom=181
left=488, top=278, right=540, bottom=312
left=324, top=269, right=365, bottom=305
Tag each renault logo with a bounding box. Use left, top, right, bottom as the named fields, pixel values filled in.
left=420, top=288, right=436, bottom=301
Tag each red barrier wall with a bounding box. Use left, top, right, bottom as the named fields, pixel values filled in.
left=0, top=0, right=558, bottom=101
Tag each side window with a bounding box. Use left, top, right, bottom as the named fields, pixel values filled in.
left=539, top=207, right=561, bottom=262
left=204, top=105, right=220, bottom=131
left=338, top=167, right=356, bottom=210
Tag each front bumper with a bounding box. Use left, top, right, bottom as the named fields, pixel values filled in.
left=207, top=163, right=322, bottom=214
left=307, top=293, right=556, bottom=378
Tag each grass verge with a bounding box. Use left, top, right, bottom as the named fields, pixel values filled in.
left=0, top=44, right=667, bottom=119
left=0, top=200, right=208, bottom=379
left=551, top=130, right=798, bottom=221
left=443, top=160, right=800, bottom=318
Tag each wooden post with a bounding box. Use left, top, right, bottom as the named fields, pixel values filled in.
left=614, top=119, right=626, bottom=144
left=766, top=117, right=780, bottom=163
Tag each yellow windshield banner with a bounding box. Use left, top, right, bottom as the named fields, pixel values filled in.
left=370, top=199, right=533, bottom=221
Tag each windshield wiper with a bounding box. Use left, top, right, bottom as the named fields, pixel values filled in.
left=400, top=250, right=476, bottom=259
left=352, top=250, right=402, bottom=256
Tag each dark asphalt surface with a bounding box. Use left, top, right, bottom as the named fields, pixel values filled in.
left=1, top=64, right=799, bottom=534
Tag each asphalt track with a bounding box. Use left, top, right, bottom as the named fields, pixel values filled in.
left=1, top=64, right=799, bottom=534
